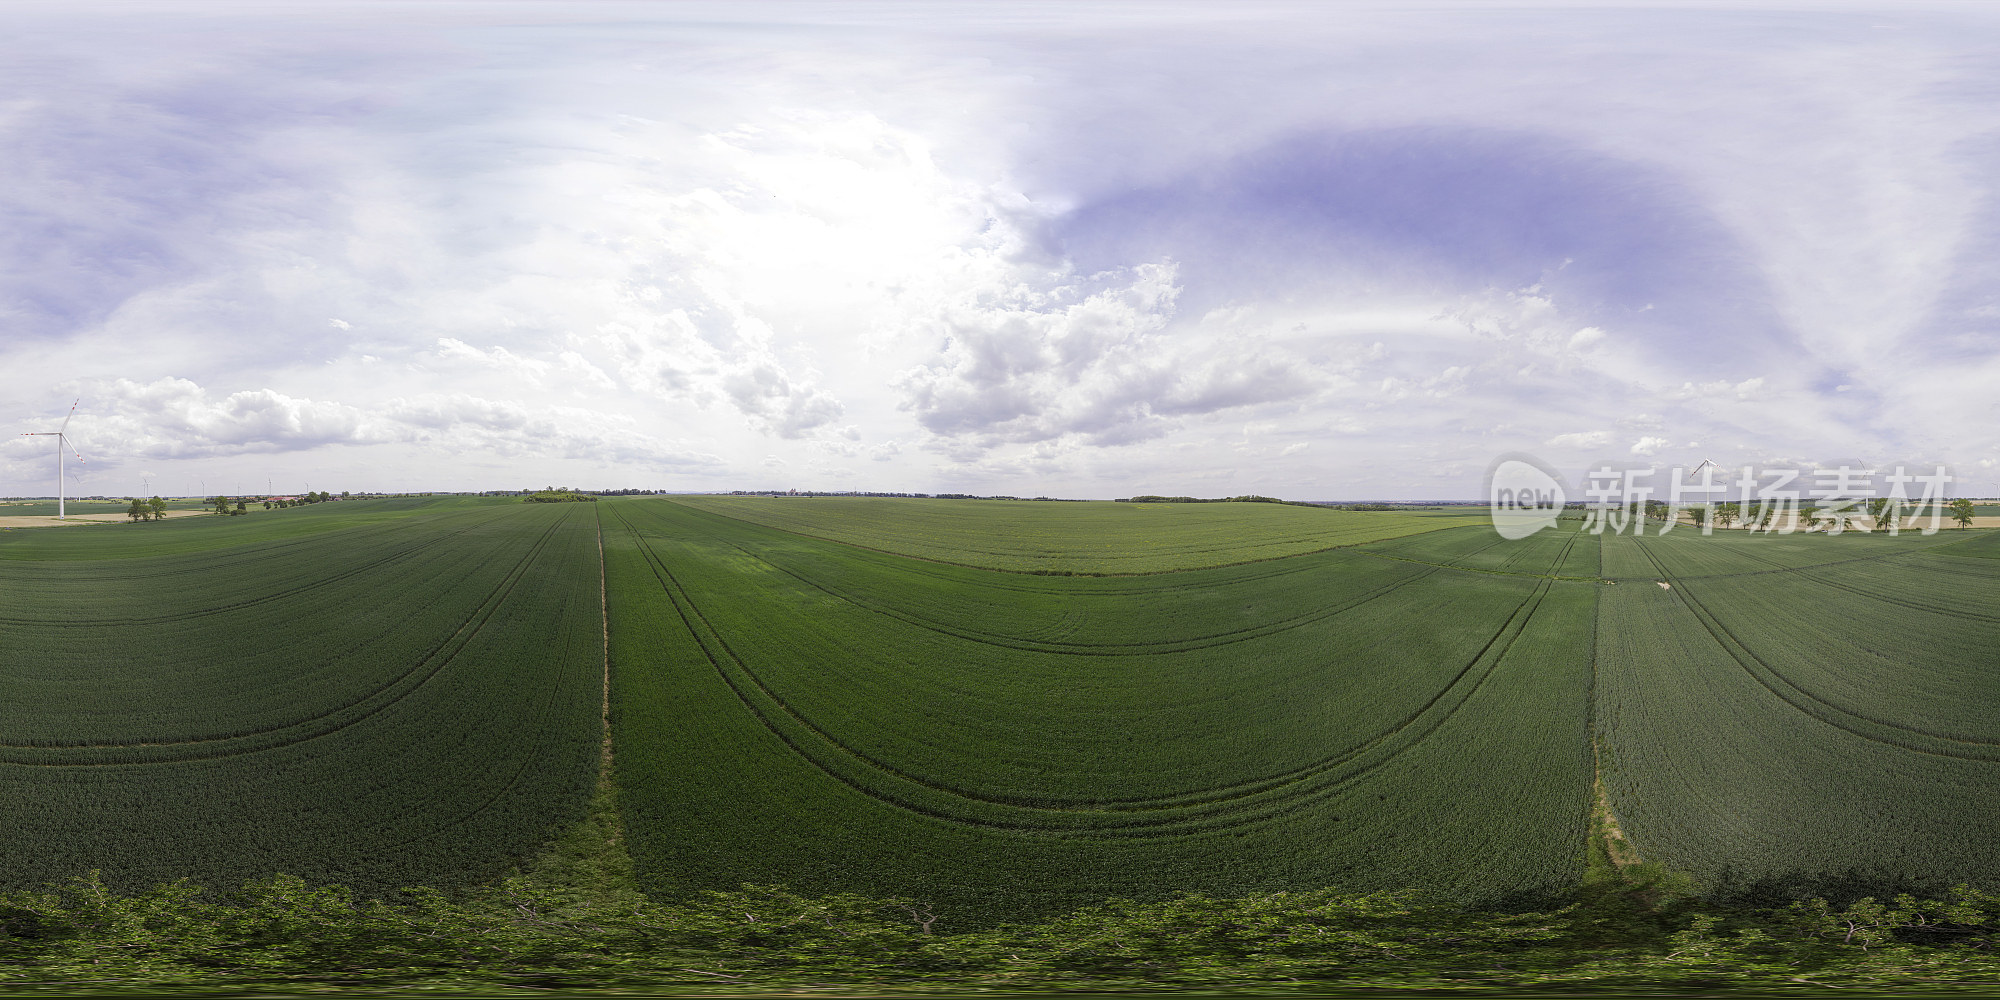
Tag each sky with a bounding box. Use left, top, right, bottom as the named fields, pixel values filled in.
left=2, top=1, right=1998, bottom=500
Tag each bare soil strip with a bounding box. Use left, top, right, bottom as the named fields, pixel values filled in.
left=0, top=510, right=209, bottom=528
left=593, top=509, right=625, bottom=850
left=1592, top=740, right=1642, bottom=868
left=597, top=512, right=613, bottom=781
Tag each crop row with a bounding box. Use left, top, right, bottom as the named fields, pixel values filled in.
left=603, top=498, right=1593, bottom=922
left=1595, top=528, right=2000, bottom=897
left=666, top=495, right=1459, bottom=574
left=0, top=500, right=602, bottom=893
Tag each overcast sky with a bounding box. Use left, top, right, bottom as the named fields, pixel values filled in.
left=3, top=1, right=1997, bottom=500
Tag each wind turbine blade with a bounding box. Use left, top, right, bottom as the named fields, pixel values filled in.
left=60, top=433, right=84, bottom=463
left=58, top=399, right=78, bottom=435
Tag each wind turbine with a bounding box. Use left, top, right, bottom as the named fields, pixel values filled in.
left=21, top=400, right=85, bottom=519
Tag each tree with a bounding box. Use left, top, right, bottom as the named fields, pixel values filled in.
left=1801, top=506, right=1824, bottom=531
left=234, top=500, right=247, bottom=515
left=147, top=497, right=167, bottom=520
left=1715, top=502, right=1739, bottom=530
left=1867, top=497, right=1897, bottom=532
left=1952, top=497, right=1977, bottom=530
left=126, top=498, right=147, bottom=522
left=1746, top=500, right=1782, bottom=532
left=211, top=496, right=232, bottom=516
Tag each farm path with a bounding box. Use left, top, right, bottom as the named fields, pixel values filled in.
left=0, top=510, right=209, bottom=528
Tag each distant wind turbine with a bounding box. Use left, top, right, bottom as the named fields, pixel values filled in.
left=20, top=400, right=85, bottom=519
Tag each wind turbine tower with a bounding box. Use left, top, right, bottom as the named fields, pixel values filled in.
left=21, top=400, right=85, bottom=519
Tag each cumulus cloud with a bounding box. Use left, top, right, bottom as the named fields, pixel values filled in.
left=85, top=377, right=383, bottom=459
left=57, top=377, right=719, bottom=472
left=721, top=363, right=846, bottom=439
left=432, top=339, right=553, bottom=381
left=4, top=5, right=2000, bottom=497
left=897, top=260, right=1316, bottom=448
left=1668, top=377, right=1767, bottom=401
left=1546, top=431, right=1611, bottom=449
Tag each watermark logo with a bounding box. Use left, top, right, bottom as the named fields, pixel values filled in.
left=1482, top=458, right=1962, bottom=538
left=1489, top=455, right=1566, bottom=540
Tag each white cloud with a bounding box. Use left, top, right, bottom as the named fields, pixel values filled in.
left=896, top=259, right=1315, bottom=449
left=3, top=5, right=1999, bottom=497
left=41, top=377, right=720, bottom=474
left=432, top=338, right=552, bottom=381
left=1545, top=431, right=1611, bottom=449
left=1630, top=436, right=1672, bottom=456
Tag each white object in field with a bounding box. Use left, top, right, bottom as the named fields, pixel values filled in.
left=20, top=399, right=84, bottom=519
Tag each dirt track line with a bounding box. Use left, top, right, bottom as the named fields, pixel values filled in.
left=617, top=503, right=1565, bottom=833
left=598, top=506, right=614, bottom=785
left=0, top=512, right=567, bottom=764
left=0, top=507, right=516, bottom=628
left=1631, top=538, right=2000, bottom=761
left=718, top=533, right=1438, bottom=656
left=660, top=496, right=1450, bottom=578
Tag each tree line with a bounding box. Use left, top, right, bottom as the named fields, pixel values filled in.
left=1636, top=497, right=1979, bottom=531
left=123, top=491, right=341, bottom=522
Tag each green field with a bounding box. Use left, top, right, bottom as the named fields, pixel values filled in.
left=605, top=501, right=1595, bottom=920
left=3, top=495, right=1996, bottom=919
left=1595, top=528, right=2000, bottom=899
left=668, top=495, right=1483, bottom=573
left=0, top=497, right=602, bottom=891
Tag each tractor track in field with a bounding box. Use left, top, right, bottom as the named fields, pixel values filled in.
left=1601, top=530, right=1978, bottom=583
left=598, top=506, right=613, bottom=782
left=709, top=533, right=1442, bottom=657
left=1349, top=531, right=1599, bottom=582
left=376, top=504, right=606, bottom=852
left=1717, top=544, right=2000, bottom=625
left=1583, top=529, right=1643, bottom=870
left=0, top=510, right=570, bottom=766
left=1631, top=538, right=2000, bottom=761
left=611, top=505, right=1567, bottom=836
left=678, top=523, right=1523, bottom=661
left=661, top=497, right=1451, bottom=578
left=0, top=508, right=519, bottom=628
